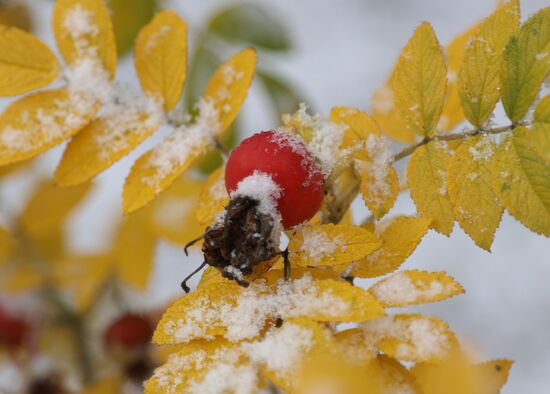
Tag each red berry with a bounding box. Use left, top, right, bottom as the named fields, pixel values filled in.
left=0, top=307, right=29, bottom=349
left=104, top=314, right=152, bottom=349
left=225, top=130, right=324, bottom=228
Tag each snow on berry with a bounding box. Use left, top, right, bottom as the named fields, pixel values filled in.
left=225, top=130, right=324, bottom=229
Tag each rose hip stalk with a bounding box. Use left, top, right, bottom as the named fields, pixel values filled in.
left=182, top=130, right=324, bottom=291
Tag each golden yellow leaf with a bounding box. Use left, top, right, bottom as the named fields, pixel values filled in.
left=260, top=265, right=341, bottom=285
left=53, top=0, right=117, bottom=77
left=0, top=161, right=29, bottom=177
left=145, top=339, right=251, bottom=394
left=363, top=314, right=458, bottom=363
left=122, top=132, right=210, bottom=214
left=153, top=282, right=243, bottom=345
left=535, top=94, right=550, bottom=124
left=112, top=207, right=157, bottom=290
left=351, top=216, right=431, bottom=278
left=369, top=355, right=422, bottom=394
left=458, top=1, right=520, bottom=127
left=0, top=227, right=14, bottom=266
left=369, top=269, right=464, bottom=308
left=355, top=149, right=399, bottom=219
left=371, top=82, right=414, bottom=144
left=135, top=10, right=187, bottom=112
left=412, top=354, right=513, bottom=394
left=447, top=136, right=503, bottom=250
left=55, top=108, right=162, bottom=186
left=330, top=106, right=380, bottom=150
left=0, top=2, right=32, bottom=31
left=288, top=223, right=382, bottom=267
left=196, top=166, right=229, bottom=226
left=439, top=23, right=480, bottom=131
left=20, top=181, right=91, bottom=260
left=334, top=328, right=378, bottom=366
left=197, top=266, right=229, bottom=288
left=391, top=22, right=447, bottom=136
left=0, top=89, right=97, bottom=166
left=492, top=124, right=550, bottom=236
left=83, top=376, right=122, bottom=394
left=203, top=48, right=257, bottom=134
left=151, top=176, right=204, bottom=245
left=408, top=141, right=455, bottom=235
left=1, top=262, right=42, bottom=293
left=0, top=25, right=59, bottom=96
left=501, top=6, right=550, bottom=121
left=53, top=254, right=111, bottom=312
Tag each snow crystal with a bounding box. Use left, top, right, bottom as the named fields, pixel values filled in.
left=143, top=99, right=220, bottom=189
left=469, top=138, right=494, bottom=161
left=231, top=170, right=282, bottom=217
left=153, top=349, right=209, bottom=389
left=371, top=272, right=455, bottom=305
left=243, top=322, right=313, bottom=378
left=356, top=134, right=394, bottom=209
left=372, top=85, right=395, bottom=114
left=165, top=275, right=349, bottom=343
left=536, top=52, right=548, bottom=61
left=144, top=25, right=173, bottom=52
left=298, top=227, right=343, bottom=263
left=63, top=5, right=100, bottom=59
left=0, top=359, right=25, bottom=393
left=284, top=103, right=346, bottom=175
left=362, top=316, right=451, bottom=360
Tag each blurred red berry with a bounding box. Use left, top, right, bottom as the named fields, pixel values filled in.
left=0, top=307, right=29, bottom=349
left=104, top=313, right=152, bottom=349
left=225, top=130, right=324, bottom=228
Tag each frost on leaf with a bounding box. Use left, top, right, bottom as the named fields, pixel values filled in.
left=350, top=216, right=431, bottom=278
left=0, top=26, right=60, bottom=96
left=492, top=125, right=550, bottom=236
left=362, top=314, right=457, bottom=363
left=154, top=275, right=384, bottom=345
left=53, top=0, right=117, bottom=77
left=369, top=270, right=464, bottom=307
left=288, top=223, right=382, bottom=267
left=447, top=136, right=503, bottom=250
left=408, top=141, right=455, bottom=235
left=390, top=22, right=447, bottom=136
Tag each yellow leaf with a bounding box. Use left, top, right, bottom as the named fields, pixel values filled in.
left=391, top=22, right=447, bottom=136
left=492, top=124, right=550, bottom=236
left=153, top=282, right=243, bottom=345
left=447, top=137, right=503, bottom=250
left=196, top=166, right=229, bottom=226
left=334, top=328, right=378, bottom=366
left=440, top=23, right=480, bottom=131
left=83, top=376, right=122, bottom=394
left=288, top=223, right=382, bottom=267
left=0, top=26, right=59, bottom=96
left=135, top=10, right=187, bottom=112
left=0, top=161, right=29, bottom=177
left=145, top=339, right=253, bottom=394
left=112, top=207, right=157, bottom=290
left=458, top=1, right=520, bottom=127
left=203, top=48, right=257, bottom=134
left=53, top=254, right=111, bottom=312
left=351, top=216, right=431, bottom=278
left=369, top=355, right=422, bottom=394
left=355, top=149, right=399, bottom=219
left=362, top=314, right=458, bottom=363
left=535, top=94, right=550, bottom=124
left=260, top=265, right=341, bottom=285
left=1, top=262, right=42, bottom=293
left=501, top=6, right=550, bottom=121
left=55, top=109, right=162, bottom=186
left=412, top=354, right=513, bottom=394
left=369, top=269, right=464, bottom=308
left=0, top=89, right=97, bottom=166
left=20, top=181, right=91, bottom=260
left=122, top=131, right=210, bottom=214
left=330, top=106, right=380, bottom=149
left=151, top=176, right=204, bottom=245
left=197, top=266, right=229, bottom=288
left=53, top=0, right=117, bottom=77
left=0, top=227, right=14, bottom=266
left=408, top=141, right=455, bottom=234
left=371, top=83, right=414, bottom=144
left=0, top=2, right=32, bottom=32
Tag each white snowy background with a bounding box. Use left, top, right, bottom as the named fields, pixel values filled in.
left=0, top=0, right=549, bottom=393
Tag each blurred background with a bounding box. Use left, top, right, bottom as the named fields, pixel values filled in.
left=0, top=0, right=549, bottom=393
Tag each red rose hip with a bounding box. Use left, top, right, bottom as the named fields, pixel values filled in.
left=0, top=307, right=29, bottom=349
left=104, top=313, right=152, bottom=349
left=225, top=130, right=324, bottom=228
